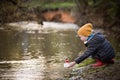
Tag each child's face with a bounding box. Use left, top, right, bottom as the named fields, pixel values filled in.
left=79, top=35, right=88, bottom=42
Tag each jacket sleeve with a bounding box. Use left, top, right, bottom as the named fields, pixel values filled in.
left=75, top=40, right=102, bottom=64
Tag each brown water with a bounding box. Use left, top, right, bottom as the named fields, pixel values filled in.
left=0, top=24, right=120, bottom=80
left=0, top=25, right=83, bottom=80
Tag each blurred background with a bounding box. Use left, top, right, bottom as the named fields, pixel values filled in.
left=0, top=0, right=120, bottom=80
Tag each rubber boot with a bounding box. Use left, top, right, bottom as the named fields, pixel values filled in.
left=92, top=59, right=105, bottom=67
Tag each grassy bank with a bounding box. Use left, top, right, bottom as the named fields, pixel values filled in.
left=22, top=0, right=75, bottom=9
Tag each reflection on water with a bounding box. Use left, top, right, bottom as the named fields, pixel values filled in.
left=0, top=27, right=82, bottom=80
left=0, top=58, right=45, bottom=80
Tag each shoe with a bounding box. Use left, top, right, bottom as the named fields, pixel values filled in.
left=92, top=59, right=105, bottom=67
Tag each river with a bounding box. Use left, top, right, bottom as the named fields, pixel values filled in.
left=0, top=21, right=120, bottom=80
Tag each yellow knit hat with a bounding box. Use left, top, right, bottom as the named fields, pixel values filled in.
left=77, top=23, right=93, bottom=37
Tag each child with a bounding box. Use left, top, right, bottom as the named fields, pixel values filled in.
left=68, top=23, right=115, bottom=68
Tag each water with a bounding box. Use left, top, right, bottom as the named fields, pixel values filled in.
left=0, top=22, right=120, bottom=80
left=0, top=22, right=82, bottom=80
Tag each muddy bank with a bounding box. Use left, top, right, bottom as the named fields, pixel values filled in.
left=67, top=62, right=120, bottom=80
left=57, top=60, right=120, bottom=80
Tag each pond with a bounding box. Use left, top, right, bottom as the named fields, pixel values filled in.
left=0, top=22, right=120, bottom=80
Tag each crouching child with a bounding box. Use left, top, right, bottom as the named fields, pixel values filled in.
left=68, top=23, right=115, bottom=68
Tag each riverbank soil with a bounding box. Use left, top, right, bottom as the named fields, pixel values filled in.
left=42, top=10, right=76, bottom=23
left=68, top=61, right=120, bottom=80
left=82, top=62, right=120, bottom=80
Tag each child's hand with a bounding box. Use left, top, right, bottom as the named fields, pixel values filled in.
left=67, top=61, right=76, bottom=68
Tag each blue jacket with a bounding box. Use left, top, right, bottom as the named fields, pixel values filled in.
left=75, top=33, right=115, bottom=64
